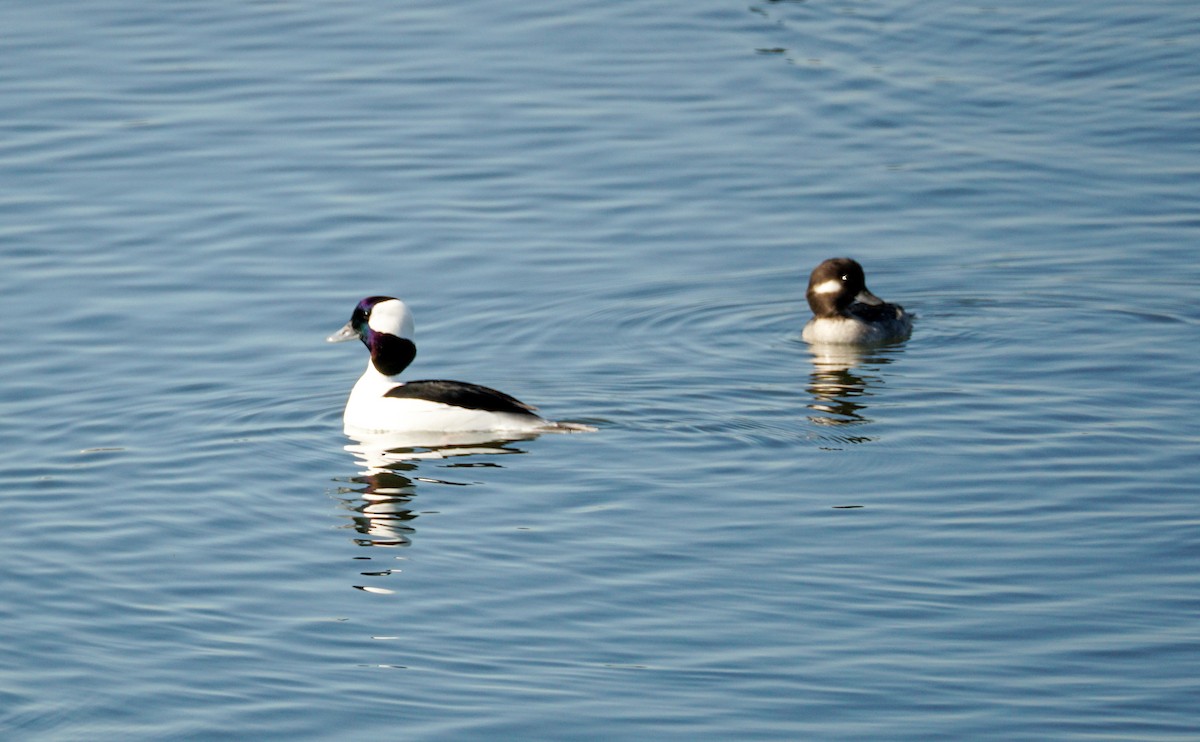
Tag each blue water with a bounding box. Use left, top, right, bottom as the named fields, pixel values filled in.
left=3, top=1, right=1199, bottom=739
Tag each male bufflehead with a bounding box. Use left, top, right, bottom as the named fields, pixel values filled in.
left=328, top=296, right=584, bottom=435
left=802, top=258, right=912, bottom=344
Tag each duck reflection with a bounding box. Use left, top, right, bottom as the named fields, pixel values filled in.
left=804, top=341, right=905, bottom=444
left=335, top=466, right=420, bottom=548
left=334, top=429, right=539, bottom=549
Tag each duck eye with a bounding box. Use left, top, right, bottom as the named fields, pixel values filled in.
left=841, top=274, right=849, bottom=281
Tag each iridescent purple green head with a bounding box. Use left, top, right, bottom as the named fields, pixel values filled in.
left=328, top=296, right=417, bottom=376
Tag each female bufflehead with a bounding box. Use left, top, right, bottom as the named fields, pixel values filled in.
left=328, top=296, right=582, bottom=435
left=802, top=258, right=912, bottom=344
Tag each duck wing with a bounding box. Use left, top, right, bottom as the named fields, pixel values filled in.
left=384, top=380, right=539, bottom=415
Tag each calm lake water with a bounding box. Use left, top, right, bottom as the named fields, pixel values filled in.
left=2, top=1, right=1198, bottom=739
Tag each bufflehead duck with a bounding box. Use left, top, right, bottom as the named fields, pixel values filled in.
left=802, top=258, right=912, bottom=344
left=328, top=296, right=584, bottom=435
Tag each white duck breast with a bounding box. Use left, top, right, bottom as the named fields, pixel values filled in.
left=328, top=296, right=581, bottom=435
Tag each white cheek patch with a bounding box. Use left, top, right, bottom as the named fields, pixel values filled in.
left=811, top=278, right=843, bottom=295
left=368, top=300, right=415, bottom=338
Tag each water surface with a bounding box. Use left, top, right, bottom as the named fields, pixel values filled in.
left=2, top=1, right=1198, bottom=739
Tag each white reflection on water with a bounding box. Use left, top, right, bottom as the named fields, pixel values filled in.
left=332, top=429, right=541, bottom=552
left=804, top=341, right=908, bottom=445
left=344, top=429, right=541, bottom=470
